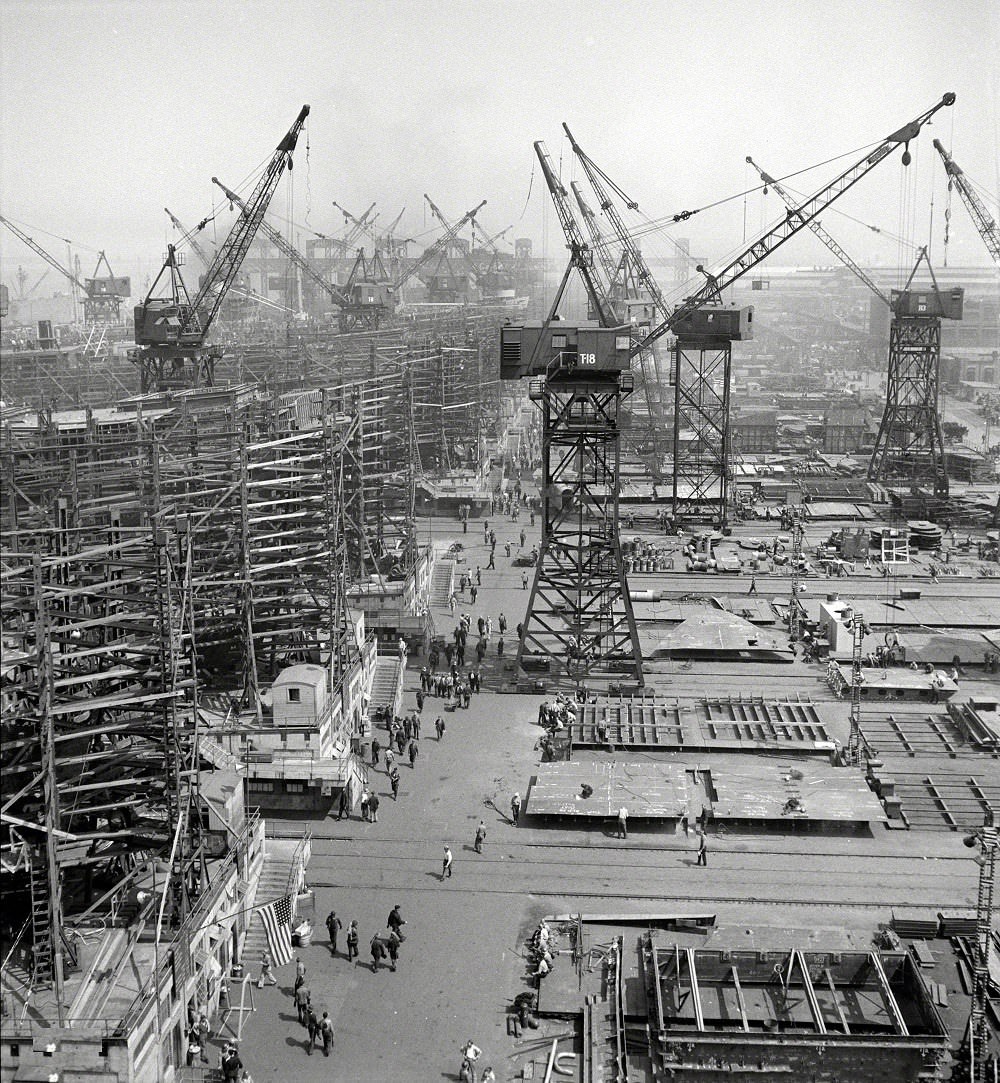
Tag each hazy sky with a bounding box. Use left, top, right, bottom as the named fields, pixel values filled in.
left=2, top=0, right=998, bottom=297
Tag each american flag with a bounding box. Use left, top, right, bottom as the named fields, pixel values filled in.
left=256, top=893, right=293, bottom=967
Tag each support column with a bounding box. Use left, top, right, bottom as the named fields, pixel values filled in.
left=515, top=377, right=643, bottom=687
left=868, top=317, right=948, bottom=498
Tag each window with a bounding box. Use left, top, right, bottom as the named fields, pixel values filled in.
left=552, top=334, right=567, bottom=349
left=615, top=336, right=631, bottom=351
left=285, top=781, right=305, bottom=794
left=248, top=779, right=272, bottom=792
left=287, top=687, right=301, bottom=703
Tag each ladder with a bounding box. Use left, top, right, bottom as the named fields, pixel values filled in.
left=28, top=849, right=54, bottom=987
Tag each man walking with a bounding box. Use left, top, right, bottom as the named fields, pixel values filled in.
left=474, top=820, right=487, bottom=853
left=511, top=792, right=521, bottom=824
left=258, top=950, right=277, bottom=987
left=435, top=716, right=446, bottom=740
left=617, top=805, right=628, bottom=839
left=522, top=571, right=528, bottom=590
left=337, top=787, right=350, bottom=820
left=368, top=791, right=380, bottom=823
left=319, top=1011, right=334, bottom=1056
left=696, top=832, right=708, bottom=866
left=388, top=904, right=406, bottom=941
left=370, top=933, right=386, bottom=972
left=371, top=736, right=381, bottom=768
left=498, top=612, right=507, bottom=634
left=325, top=911, right=342, bottom=956
left=747, top=575, right=757, bottom=595
left=305, top=1006, right=319, bottom=1054
left=386, top=928, right=401, bottom=971
left=442, top=845, right=453, bottom=879
left=346, top=920, right=359, bottom=962
left=389, top=766, right=400, bottom=800
left=294, top=981, right=311, bottom=1024
left=409, top=738, right=419, bottom=768
left=487, top=549, right=495, bottom=570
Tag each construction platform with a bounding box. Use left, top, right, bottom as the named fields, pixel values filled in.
left=570, top=696, right=839, bottom=755
left=525, top=758, right=886, bottom=832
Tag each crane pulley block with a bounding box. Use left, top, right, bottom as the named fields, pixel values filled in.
left=500, top=321, right=632, bottom=380
left=891, top=288, right=963, bottom=321
left=673, top=305, right=754, bottom=342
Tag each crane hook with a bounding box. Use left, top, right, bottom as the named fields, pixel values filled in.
left=901, top=141, right=912, bottom=167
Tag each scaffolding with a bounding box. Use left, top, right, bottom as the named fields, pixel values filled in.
left=1, top=520, right=202, bottom=994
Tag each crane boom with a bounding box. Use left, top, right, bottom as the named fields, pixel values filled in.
left=564, top=124, right=672, bottom=323
left=213, top=178, right=351, bottom=308
left=391, top=200, right=486, bottom=294
left=165, top=207, right=214, bottom=269
left=333, top=202, right=378, bottom=248
left=181, top=104, right=309, bottom=338
left=534, top=140, right=614, bottom=327
left=632, top=92, right=955, bottom=358
left=745, top=157, right=893, bottom=307
left=0, top=215, right=88, bottom=293
left=934, top=139, right=1000, bottom=265
left=570, top=180, right=620, bottom=293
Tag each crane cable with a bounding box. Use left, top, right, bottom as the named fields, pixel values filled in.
left=617, top=137, right=887, bottom=246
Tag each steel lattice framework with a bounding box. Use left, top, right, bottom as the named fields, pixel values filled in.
left=672, top=337, right=733, bottom=524
left=516, top=376, right=643, bottom=686
left=867, top=317, right=949, bottom=498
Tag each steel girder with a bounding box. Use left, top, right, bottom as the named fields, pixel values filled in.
left=868, top=317, right=948, bottom=498
left=516, top=378, right=643, bottom=686
left=672, top=338, right=733, bottom=525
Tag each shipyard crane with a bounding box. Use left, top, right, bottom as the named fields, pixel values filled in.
left=390, top=199, right=487, bottom=302
left=499, top=93, right=955, bottom=686
left=623, top=92, right=956, bottom=522
left=745, top=157, right=893, bottom=307
left=934, top=139, right=1000, bottom=265
left=212, top=177, right=393, bottom=331
left=0, top=215, right=129, bottom=323
left=634, top=93, right=955, bottom=358
left=332, top=201, right=379, bottom=250
left=133, top=104, right=309, bottom=391
left=742, top=158, right=957, bottom=498
left=496, top=140, right=643, bottom=688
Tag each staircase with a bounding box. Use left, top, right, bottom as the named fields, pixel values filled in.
left=239, top=837, right=303, bottom=965
left=430, top=559, right=456, bottom=606
left=369, top=656, right=403, bottom=717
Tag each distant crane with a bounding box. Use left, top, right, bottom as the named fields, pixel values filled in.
left=132, top=105, right=309, bottom=391
left=934, top=139, right=1000, bottom=265
left=390, top=199, right=487, bottom=306
left=625, top=92, right=956, bottom=523
left=745, top=157, right=893, bottom=307
left=212, top=178, right=380, bottom=330
left=0, top=215, right=129, bottom=323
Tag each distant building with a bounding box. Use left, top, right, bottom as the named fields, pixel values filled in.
left=823, top=406, right=870, bottom=453
left=732, top=408, right=778, bottom=453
